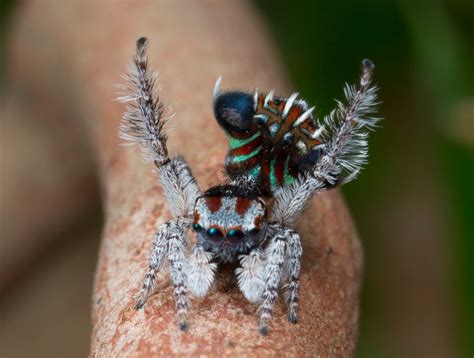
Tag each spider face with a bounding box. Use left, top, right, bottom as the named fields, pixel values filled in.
left=192, top=186, right=267, bottom=260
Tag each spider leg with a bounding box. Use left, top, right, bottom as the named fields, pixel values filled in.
left=272, top=60, right=379, bottom=227
left=166, top=221, right=191, bottom=331
left=135, top=222, right=170, bottom=310
left=187, top=245, right=217, bottom=298
left=135, top=220, right=191, bottom=331
left=158, top=156, right=201, bottom=219
left=284, top=229, right=302, bottom=324
left=236, top=248, right=266, bottom=303
left=118, top=38, right=201, bottom=219
left=258, top=231, right=286, bottom=335
left=120, top=38, right=202, bottom=332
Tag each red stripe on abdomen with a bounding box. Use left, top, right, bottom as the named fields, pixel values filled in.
left=286, top=106, right=303, bottom=123
left=230, top=136, right=263, bottom=156
left=274, top=152, right=287, bottom=186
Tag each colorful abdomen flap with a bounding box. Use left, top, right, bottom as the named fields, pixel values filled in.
left=214, top=89, right=325, bottom=195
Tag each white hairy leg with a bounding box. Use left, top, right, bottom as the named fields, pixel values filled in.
left=187, top=245, right=217, bottom=298
left=166, top=221, right=191, bottom=331
left=135, top=222, right=169, bottom=309
left=259, top=233, right=286, bottom=335
left=284, top=229, right=303, bottom=323
left=158, top=156, right=200, bottom=219
left=271, top=60, right=379, bottom=227
left=119, top=39, right=201, bottom=220
left=135, top=220, right=191, bottom=330
left=120, top=38, right=202, bottom=331
left=236, top=248, right=266, bottom=303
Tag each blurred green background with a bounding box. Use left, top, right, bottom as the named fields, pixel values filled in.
left=0, top=0, right=472, bottom=357
left=256, top=0, right=473, bottom=356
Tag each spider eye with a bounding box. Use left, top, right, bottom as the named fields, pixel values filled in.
left=206, top=227, right=224, bottom=241
left=248, top=228, right=261, bottom=235
left=227, top=229, right=245, bottom=240
left=192, top=223, right=202, bottom=232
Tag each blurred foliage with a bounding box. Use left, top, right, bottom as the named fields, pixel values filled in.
left=0, top=0, right=14, bottom=87
left=256, top=0, right=473, bottom=356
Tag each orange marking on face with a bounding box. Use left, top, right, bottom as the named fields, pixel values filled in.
left=193, top=211, right=201, bottom=224
left=205, top=196, right=222, bottom=213
left=235, top=198, right=252, bottom=216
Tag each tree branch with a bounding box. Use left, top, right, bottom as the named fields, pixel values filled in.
left=8, top=1, right=363, bottom=355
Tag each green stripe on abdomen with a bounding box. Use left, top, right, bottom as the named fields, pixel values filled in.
left=229, top=146, right=262, bottom=163
left=227, top=132, right=261, bottom=150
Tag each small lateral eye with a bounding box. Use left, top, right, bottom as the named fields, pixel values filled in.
left=227, top=229, right=245, bottom=240
left=248, top=228, right=261, bottom=235
left=192, top=223, right=202, bottom=232
left=206, top=227, right=224, bottom=240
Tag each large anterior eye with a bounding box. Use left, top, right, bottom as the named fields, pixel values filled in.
left=227, top=229, right=245, bottom=240
left=206, top=227, right=224, bottom=241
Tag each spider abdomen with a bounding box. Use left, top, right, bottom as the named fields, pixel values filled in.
left=214, top=90, right=326, bottom=195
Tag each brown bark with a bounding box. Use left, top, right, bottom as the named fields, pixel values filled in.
left=7, top=1, right=363, bottom=356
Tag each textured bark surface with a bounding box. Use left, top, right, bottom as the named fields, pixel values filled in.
left=8, top=1, right=363, bottom=356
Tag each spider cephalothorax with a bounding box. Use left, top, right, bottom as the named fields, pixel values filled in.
left=119, top=37, right=380, bottom=335
left=192, top=185, right=267, bottom=262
